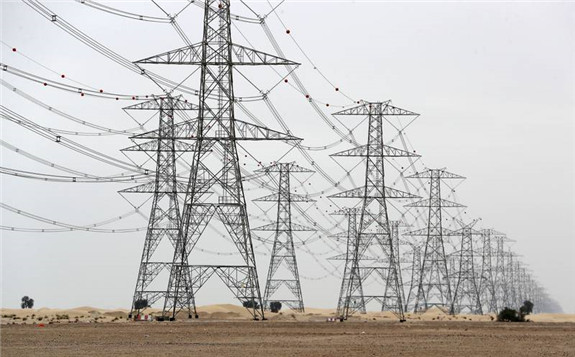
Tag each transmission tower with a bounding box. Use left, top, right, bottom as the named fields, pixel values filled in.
left=382, top=221, right=406, bottom=311
left=120, top=95, right=197, bottom=318
left=403, top=241, right=422, bottom=312
left=477, top=228, right=504, bottom=313
left=329, top=207, right=365, bottom=317
left=329, top=101, right=420, bottom=321
left=503, top=250, right=519, bottom=309
left=133, top=0, right=299, bottom=320
left=492, top=233, right=513, bottom=311
left=405, top=168, right=465, bottom=312
left=252, top=162, right=314, bottom=312
left=449, top=219, right=483, bottom=314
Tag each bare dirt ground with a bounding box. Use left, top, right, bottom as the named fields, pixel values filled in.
left=2, top=319, right=575, bottom=357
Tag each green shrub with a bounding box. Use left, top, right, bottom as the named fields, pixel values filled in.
left=497, top=307, right=521, bottom=322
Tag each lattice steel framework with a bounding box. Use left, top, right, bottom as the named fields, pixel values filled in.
left=403, top=241, right=423, bottom=312
left=253, top=162, right=314, bottom=312
left=492, top=233, right=514, bottom=312
left=503, top=250, right=519, bottom=309
left=382, top=221, right=406, bottom=312
left=329, top=101, right=420, bottom=321
left=449, top=219, right=483, bottom=314
left=477, top=228, right=506, bottom=313
left=405, top=168, right=465, bottom=312
left=121, top=95, right=197, bottom=318
left=134, top=0, right=299, bottom=320
left=329, top=207, right=365, bottom=317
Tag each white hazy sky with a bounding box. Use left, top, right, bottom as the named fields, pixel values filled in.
left=1, top=1, right=574, bottom=313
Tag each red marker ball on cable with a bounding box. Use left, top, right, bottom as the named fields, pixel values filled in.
left=12, top=48, right=16, bottom=52
left=61, top=74, right=65, bottom=78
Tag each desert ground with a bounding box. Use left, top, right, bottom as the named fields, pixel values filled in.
left=2, top=305, right=574, bottom=356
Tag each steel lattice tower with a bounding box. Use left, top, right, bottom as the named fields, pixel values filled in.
left=449, top=219, right=483, bottom=314
left=121, top=95, right=197, bottom=318
left=329, top=101, right=420, bottom=321
left=477, top=228, right=505, bottom=313
left=492, top=233, right=513, bottom=311
left=253, top=162, right=314, bottom=312
left=405, top=168, right=465, bottom=312
left=133, top=0, right=299, bottom=320
left=404, top=241, right=422, bottom=312
left=503, top=250, right=519, bottom=309
left=329, top=207, right=365, bottom=317
left=382, top=221, right=406, bottom=312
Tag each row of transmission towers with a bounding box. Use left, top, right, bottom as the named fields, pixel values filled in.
left=122, top=0, right=552, bottom=321
left=127, top=0, right=301, bottom=320
left=325, top=106, right=548, bottom=320
left=399, top=171, right=548, bottom=316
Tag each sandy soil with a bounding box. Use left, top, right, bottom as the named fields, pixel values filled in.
left=2, top=318, right=574, bottom=357
left=2, top=305, right=574, bottom=324
left=2, top=306, right=574, bottom=356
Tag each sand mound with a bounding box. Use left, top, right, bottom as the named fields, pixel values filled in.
left=2, top=305, right=574, bottom=324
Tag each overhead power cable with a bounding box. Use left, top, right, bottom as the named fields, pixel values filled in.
left=0, top=139, right=148, bottom=180
left=22, top=0, right=267, bottom=101
left=1, top=80, right=142, bottom=136
left=1, top=62, right=156, bottom=101
left=0, top=166, right=150, bottom=183
left=1, top=106, right=147, bottom=173
left=74, top=0, right=172, bottom=23
left=1, top=202, right=146, bottom=233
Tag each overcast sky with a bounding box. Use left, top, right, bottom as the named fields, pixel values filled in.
left=1, top=1, right=573, bottom=313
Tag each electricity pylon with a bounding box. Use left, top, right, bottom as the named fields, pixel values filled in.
left=403, top=241, right=422, bottom=312
left=405, top=168, right=465, bottom=312
left=329, top=101, right=420, bottom=321
left=477, top=228, right=505, bottom=313
left=120, top=95, right=197, bottom=318
left=253, top=162, right=314, bottom=312
left=503, top=250, right=519, bottom=309
left=382, top=221, right=406, bottom=312
left=493, top=233, right=514, bottom=311
left=329, top=207, right=365, bottom=317
left=134, top=0, right=299, bottom=320
left=449, top=219, right=483, bottom=314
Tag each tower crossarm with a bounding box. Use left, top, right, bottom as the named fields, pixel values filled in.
left=255, top=162, right=314, bottom=174
left=121, top=139, right=199, bottom=152
left=404, top=227, right=457, bottom=237
left=254, top=192, right=314, bottom=203
left=331, top=144, right=420, bottom=158
left=332, top=101, right=419, bottom=116
left=407, top=168, right=465, bottom=180
left=330, top=186, right=420, bottom=199
left=135, top=42, right=299, bottom=66
left=328, top=253, right=377, bottom=261
left=252, top=222, right=315, bottom=232
left=129, top=118, right=300, bottom=141
left=330, top=207, right=361, bottom=216
left=123, top=96, right=198, bottom=111
left=405, top=198, right=466, bottom=208
left=119, top=180, right=189, bottom=194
